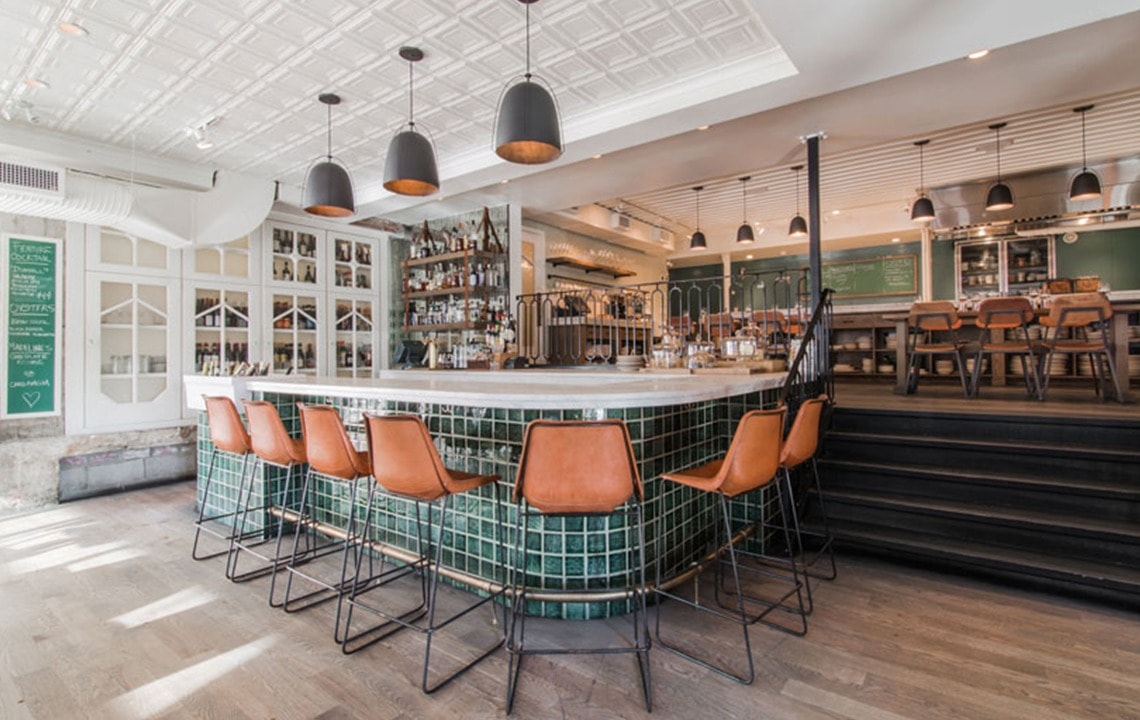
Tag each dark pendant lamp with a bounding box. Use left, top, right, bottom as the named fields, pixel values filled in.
left=736, top=176, right=755, bottom=244
left=302, top=93, right=355, bottom=218
left=985, top=122, right=1014, bottom=212
left=910, top=139, right=936, bottom=223
left=383, top=47, right=439, bottom=197
left=689, top=185, right=707, bottom=250
left=788, top=165, right=808, bottom=237
left=1069, top=104, right=1101, bottom=201
left=494, top=0, right=562, bottom=164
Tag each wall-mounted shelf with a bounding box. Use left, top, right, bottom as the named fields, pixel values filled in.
left=547, top=256, right=635, bottom=279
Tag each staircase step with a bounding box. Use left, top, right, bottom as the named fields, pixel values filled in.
left=829, top=406, right=1140, bottom=451
left=817, top=459, right=1140, bottom=521
left=824, top=431, right=1140, bottom=481
left=826, top=519, right=1140, bottom=605
left=823, top=488, right=1140, bottom=565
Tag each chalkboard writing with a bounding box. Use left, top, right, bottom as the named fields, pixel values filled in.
left=821, top=254, right=917, bottom=298
left=3, top=236, right=60, bottom=417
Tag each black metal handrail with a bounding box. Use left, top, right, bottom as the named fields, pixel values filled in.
left=779, top=288, right=834, bottom=411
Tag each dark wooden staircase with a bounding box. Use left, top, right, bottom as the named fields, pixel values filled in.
left=812, top=405, right=1140, bottom=607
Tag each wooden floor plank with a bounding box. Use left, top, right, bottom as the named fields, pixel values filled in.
left=1, top=482, right=1138, bottom=719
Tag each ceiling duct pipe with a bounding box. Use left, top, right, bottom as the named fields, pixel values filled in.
left=0, top=161, right=274, bottom=248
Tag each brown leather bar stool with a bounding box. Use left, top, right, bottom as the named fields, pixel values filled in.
left=279, top=403, right=371, bottom=619
left=779, top=396, right=835, bottom=614
left=655, top=406, right=805, bottom=685
left=1039, top=292, right=1123, bottom=402
left=905, top=301, right=970, bottom=397
left=225, top=400, right=307, bottom=596
left=337, top=414, right=507, bottom=694
left=506, top=419, right=650, bottom=714
left=192, top=396, right=253, bottom=562
left=971, top=297, right=1040, bottom=398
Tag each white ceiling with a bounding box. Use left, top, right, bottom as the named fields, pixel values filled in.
left=2, top=0, right=1140, bottom=258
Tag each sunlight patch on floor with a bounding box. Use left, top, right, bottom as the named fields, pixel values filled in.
left=6, top=542, right=126, bottom=575
left=68, top=547, right=147, bottom=573
left=110, top=636, right=277, bottom=719
left=111, top=587, right=217, bottom=629
left=0, top=507, right=82, bottom=540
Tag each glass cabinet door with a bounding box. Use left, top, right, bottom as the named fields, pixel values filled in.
left=333, top=298, right=374, bottom=377
left=270, top=293, right=319, bottom=374
left=956, top=241, right=1001, bottom=299
left=193, top=287, right=252, bottom=373
left=1005, top=237, right=1053, bottom=296
left=268, top=224, right=320, bottom=285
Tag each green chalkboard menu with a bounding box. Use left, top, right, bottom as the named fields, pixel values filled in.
left=821, top=254, right=917, bottom=298
left=3, top=235, right=60, bottom=417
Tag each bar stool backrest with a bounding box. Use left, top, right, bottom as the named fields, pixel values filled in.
left=1046, top=292, right=1112, bottom=328
left=515, top=419, right=642, bottom=514
left=717, top=407, right=786, bottom=497
left=908, top=301, right=962, bottom=331
left=243, top=400, right=306, bottom=466
left=297, top=403, right=369, bottom=480
left=204, top=396, right=251, bottom=455
left=780, top=396, right=827, bottom=470
left=364, top=414, right=452, bottom=502
left=975, top=297, right=1034, bottom=329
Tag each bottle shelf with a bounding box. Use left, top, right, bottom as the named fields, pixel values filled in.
left=404, top=249, right=502, bottom=269
left=402, top=322, right=486, bottom=332
left=406, top=285, right=504, bottom=299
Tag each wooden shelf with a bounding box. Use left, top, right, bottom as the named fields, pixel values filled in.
left=547, top=256, right=636, bottom=278
left=403, top=322, right=486, bottom=332
left=406, top=285, right=504, bottom=299
left=404, top=249, right=503, bottom=269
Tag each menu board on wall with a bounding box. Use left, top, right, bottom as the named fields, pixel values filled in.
left=821, top=254, right=917, bottom=298
left=2, top=235, right=61, bottom=417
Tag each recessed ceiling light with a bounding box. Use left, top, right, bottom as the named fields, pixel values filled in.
left=499, top=179, right=509, bottom=184
left=891, top=237, right=901, bottom=243
left=592, top=154, right=602, bottom=160
left=830, top=209, right=841, bottom=215
left=697, top=125, right=710, bottom=131
left=780, top=250, right=787, bottom=256
left=967, top=49, right=990, bottom=60
left=58, top=21, right=89, bottom=36
left=24, top=78, right=50, bottom=90
left=1077, top=216, right=1091, bottom=225
left=745, top=254, right=753, bottom=259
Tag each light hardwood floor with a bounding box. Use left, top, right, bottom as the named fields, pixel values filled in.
left=1, top=482, right=1138, bottom=719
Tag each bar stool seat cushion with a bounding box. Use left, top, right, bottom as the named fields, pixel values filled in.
left=369, top=415, right=497, bottom=502
left=661, top=460, right=723, bottom=493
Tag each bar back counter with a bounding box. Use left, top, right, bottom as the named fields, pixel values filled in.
left=185, top=370, right=789, bottom=619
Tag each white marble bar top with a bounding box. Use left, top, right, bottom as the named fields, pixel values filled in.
left=184, top=369, right=787, bottom=412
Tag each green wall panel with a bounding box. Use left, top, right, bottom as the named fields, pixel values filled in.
left=1055, top=227, right=1140, bottom=291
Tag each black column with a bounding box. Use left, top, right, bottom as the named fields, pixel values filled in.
left=806, top=134, right=822, bottom=310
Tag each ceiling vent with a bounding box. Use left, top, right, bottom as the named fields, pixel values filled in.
left=610, top=212, right=632, bottom=230
left=652, top=227, right=674, bottom=245
left=0, top=160, right=65, bottom=201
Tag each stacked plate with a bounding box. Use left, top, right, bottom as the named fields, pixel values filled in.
left=1076, top=356, right=1097, bottom=377
left=935, top=359, right=954, bottom=376
left=1128, top=354, right=1140, bottom=376
left=834, top=363, right=856, bottom=373
left=1045, top=354, right=1068, bottom=376
left=615, top=354, right=644, bottom=372
left=964, top=358, right=989, bottom=375
left=856, top=336, right=873, bottom=350
left=884, top=332, right=897, bottom=350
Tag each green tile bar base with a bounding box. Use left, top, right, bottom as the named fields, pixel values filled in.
left=187, top=371, right=790, bottom=618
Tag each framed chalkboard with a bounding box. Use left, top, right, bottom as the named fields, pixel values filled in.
left=821, top=254, right=917, bottom=298
left=2, top=234, right=61, bottom=417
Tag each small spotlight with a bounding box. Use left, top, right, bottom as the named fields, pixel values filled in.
left=967, top=49, right=989, bottom=60
left=58, top=21, right=89, bottom=36
left=891, top=237, right=901, bottom=243
left=745, top=254, right=753, bottom=259
left=592, top=154, right=602, bottom=160
left=830, top=209, right=841, bottom=215
left=696, top=125, right=710, bottom=131
left=499, top=179, right=509, bottom=184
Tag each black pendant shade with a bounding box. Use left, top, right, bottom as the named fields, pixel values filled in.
left=384, top=47, right=439, bottom=197
left=911, top=196, right=936, bottom=223
left=736, top=176, right=754, bottom=244
left=689, top=185, right=706, bottom=250
left=303, top=93, right=355, bottom=218
left=985, top=182, right=1014, bottom=212
left=984, top=122, right=1014, bottom=212
left=494, top=0, right=562, bottom=164
left=788, top=164, right=807, bottom=237
left=1070, top=170, right=1101, bottom=201
left=1069, top=105, right=1101, bottom=201
left=910, top=139, right=936, bottom=223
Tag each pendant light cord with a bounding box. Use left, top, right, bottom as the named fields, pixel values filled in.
left=742, top=178, right=748, bottom=222
left=696, top=188, right=701, bottom=230
left=995, top=125, right=1002, bottom=182
left=1080, top=109, right=1088, bottom=171
left=919, top=142, right=925, bottom=193
left=408, top=59, right=415, bottom=128
left=525, top=2, right=531, bottom=80
left=796, top=168, right=801, bottom=214
left=326, top=101, right=332, bottom=160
